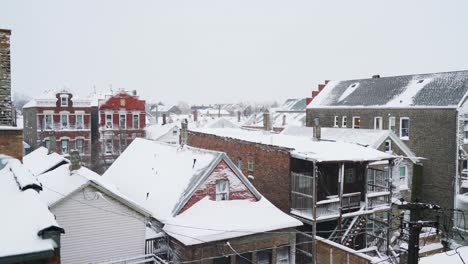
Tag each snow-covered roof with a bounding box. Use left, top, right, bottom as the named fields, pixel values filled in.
left=23, top=147, right=68, bottom=176
left=191, top=128, right=396, bottom=162
left=0, top=159, right=63, bottom=259
left=281, top=126, right=420, bottom=163
left=23, top=89, right=92, bottom=109
left=420, top=246, right=468, bottom=264
left=164, top=197, right=302, bottom=246
left=197, top=108, right=231, bottom=116
left=203, top=117, right=240, bottom=129
left=145, top=123, right=179, bottom=141
left=308, top=70, right=468, bottom=109
left=103, top=138, right=302, bottom=245
left=244, top=112, right=306, bottom=128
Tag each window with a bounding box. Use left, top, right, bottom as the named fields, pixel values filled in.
left=389, top=117, right=396, bottom=132
left=342, top=116, right=347, bottom=127
left=76, top=139, right=84, bottom=154
left=374, top=117, right=383, bottom=129
left=257, top=249, right=272, bottom=264
left=61, top=139, right=69, bottom=154
left=276, top=247, right=290, bottom=264
left=344, top=168, right=355, bottom=183
left=105, top=114, right=113, bottom=129
left=60, top=96, right=68, bottom=107
left=216, top=180, right=229, bottom=201
left=133, top=114, right=139, bottom=129
left=400, top=117, right=410, bottom=139
left=76, top=114, right=83, bottom=129
left=247, top=160, right=254, bottom=172
left=213, top=257, right=230, bottom=264
left=119, top=114, right=126, bottom=129
left=463, top=160, right=468, bottom=179
left=105, top=138, right=113, bottom=154
left=464, top=121, right=468, bottom=141
left=334, top=116, right=339, bottom=127
left=44, top=114, right=53, bottom=130
left=352, top=116, right=360, bottom=129
left=120, top=98, right=126, bottom=107
left=237, top=158, right=243, bottom=170
left=236, top=253, right=252, bottom=264
left=60, top=114, right=69, bottom=129
left=385, top=140, right=392, bottom=152
left=172, top=128, right=178, bottom=135
left=399, top=166, right=407, bottom=183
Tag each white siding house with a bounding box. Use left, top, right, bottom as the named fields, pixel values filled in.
left=52, top=185, right=147, bottom=264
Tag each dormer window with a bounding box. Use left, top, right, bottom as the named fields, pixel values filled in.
left=216, top=180, right=229, bottom=201
left=60, top=95, right=69, bottom=107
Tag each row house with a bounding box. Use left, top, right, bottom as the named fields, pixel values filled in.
left=103, top=138, right=302, bottom=264
left=305, top=70, right=468, bottom=229
left=98, top=91, right=146, bottom=166
left=23, top=90, right=93, bottom=165
left=187, top=127, right=396, bottom=262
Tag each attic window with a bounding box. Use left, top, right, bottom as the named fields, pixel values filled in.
left=351, top=83, right=357, bottom=88
left=216, top=180, right=229, bottom=201
left=120, top=98, right=126, bottom=107
left=417, top=79, right=424, bottom=83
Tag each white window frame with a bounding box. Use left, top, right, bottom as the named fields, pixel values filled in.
left=61, top=139, right=69, bottom=154
left=44, top=114, right=53, bottom=130
left=105, top=112, right=113, bottom=129
left=342, top=116, right=347, bottom=127
left=133, top=113, right=140, bottom=129
left=276, top=246, right=290, bottom=264
left=462, top=159, right=468, bottom=179
left=464, top=120, right=468, bottom=143
left=399, top=165, right=408, bottom=184
left=119, top=113, right=126, bottom=129
left=400, top=117, right=410, bottom=140
left=215, top=180, right=229, bottom=201
left=60, top=113, right=69, bottom=129
left=247, top=160, right=254, bottom=172
left=104, top=137, right=113, bottom=155
left=352, top=116, right=360, bottom=129
left=76, top=114, right=84, bottom=129
left=60, top=95, right=69, bottom=107
left=389, top=116, right=396, bottom=132
left=237, top=158, right=243, bottom=170
left=76, top=138, right=84, bottom=154
left=385, top=139, right=392, bottom=152
left=333, top=116, right=339, bottom=127
left=374, top=117, right=383, bottom=130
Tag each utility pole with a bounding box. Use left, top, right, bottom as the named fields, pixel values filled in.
left=398, top=202, right=440, bottom=264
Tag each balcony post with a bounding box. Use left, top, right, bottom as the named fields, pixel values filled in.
left=312, top=162, right=317, bottom=264
left=337, top=162, right=345, bottom=241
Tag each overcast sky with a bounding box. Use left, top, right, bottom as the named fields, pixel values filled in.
left=1, top=0, right=468, bottom=105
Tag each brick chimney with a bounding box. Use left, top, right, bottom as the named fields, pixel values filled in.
left=193, top=110, right=198, bottom=122
left=313, top=118, right=321, bottom=141
left=69, top=150, right=81, bottom=171
left=180, top=120, right=188, bottom=145
left=0, top=29, right=13, bottom=126
left=263, top=110, right=272, bottom=131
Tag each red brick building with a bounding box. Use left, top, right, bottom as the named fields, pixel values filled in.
left=23, top=90, right=92, bottom=164
left=98, top=91, right=146, bottom=166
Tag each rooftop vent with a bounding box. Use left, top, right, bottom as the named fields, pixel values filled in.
left=372, top=75, right=380, bottom=79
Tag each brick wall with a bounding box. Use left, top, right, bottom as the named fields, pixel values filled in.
left=316, top=238, right=371, bottom=264
left=188, top=131, right=292, bottom=213
left=171, top=228, right=296, bottom=263
left=307, top=108, right=457, bottom=211
left=0, top=29, right=13, bottom=126
left=0, top=128, right=23, bottom=160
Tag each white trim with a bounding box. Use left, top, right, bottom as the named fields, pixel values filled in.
left=60, top=113, right=69, bottom=129
left=388, top=116, right=396, bottom=132
left=75, top=113, right=84, bottom=130
left=342, top=116, right=347, bottom=128
left=385, top=139, right=392, bottom=152
left=399, top=117, right=410, bottom=140
left=119, top=113, right=127, bottom=129
left=374, top=117, right=383, bottom=130
left=105, top=113, right=113, bottom=129
left=132, top=113, right=140, bottom=129
left=333, top=116, right=339, bottom=127
left=352, top=116, right=360, bottom=129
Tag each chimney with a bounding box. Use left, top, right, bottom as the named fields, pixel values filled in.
left=132, top=90, right=137, bottom=96
left=180, top=120, right=188, bottom=145
left=263, top=110, right=272, bottom=131
left=69, top=150, right=81, bottom=171
left=237, top=111, right=241, bottom=123
left=218, top=105, right=221, bottom=118
left=48, top=135, right=56, bottom=154
left=313, top=118, right=321, bottom=141
left=282, top=114, right=286, bottom=126
left=372, top=74, right=380, bottom=79
left=193, top=110, right=198, bottom=122
left=162, top=114, right=167, bottom=125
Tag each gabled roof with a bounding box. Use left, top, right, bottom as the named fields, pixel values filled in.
left=308, top=70, right=468, bottom=109
left=281, top=126, right=420, bottom=163
left=191, top=128, right=396, bottom=162
left=102, top=138, right=301, bottom=245
left=0, top=159, right=63, bottom=259
left=145, top=123, right=179, bottom=141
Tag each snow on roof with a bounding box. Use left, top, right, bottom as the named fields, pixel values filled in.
left=191, top=128, right=395, bottom=162
left=23, top=147, right=68, bottom=176
left=145, top=123, right=179, bottom=141
left=103, top=139, right=301, bottom=245
left=9, top=159, right=42, bottom=191
left=102, top=138, right=222, bottom=222
left=23, top=89, right=92, bottom=108
left=420, top=246, right=468, bottom=264
left=0, top=160, right=62, bottom=258
left=164, top=197, right=302, bottom=246
left=308, top=70, right=468, bottom=109
left=203, top=117, right=239, bottom=129
left=197, top=108, right=231, bottom=116
left=244, top=112, right=306, bottom=128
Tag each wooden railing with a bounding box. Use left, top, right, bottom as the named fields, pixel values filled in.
left=316, top=192, right=361, bottom=219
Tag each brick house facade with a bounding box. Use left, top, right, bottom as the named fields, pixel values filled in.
left=23, top=91, right=93, bottom=165
left=306, top=71, right=468, bottom=218
left=97, top=91, right=146, bottom=168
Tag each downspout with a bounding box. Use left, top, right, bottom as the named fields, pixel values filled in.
left=312, top=161, right=318, bottom=264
